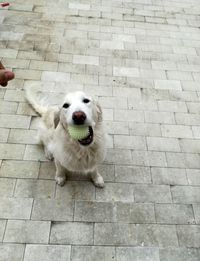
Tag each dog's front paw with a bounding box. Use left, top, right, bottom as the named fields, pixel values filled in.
left=93, top=175, right=105, bottom=188
left=55, top=176, right=66, bottom=186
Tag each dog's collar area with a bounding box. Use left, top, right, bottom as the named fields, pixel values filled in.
left=78, top=126, right=93, bottom=146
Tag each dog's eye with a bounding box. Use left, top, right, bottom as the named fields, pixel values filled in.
left=63, top=103, right=70, bottom=109
left=83, top=98, right=90, bottom=104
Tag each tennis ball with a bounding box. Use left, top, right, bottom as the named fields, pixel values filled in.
left=68, top=125, right=89, bottom=140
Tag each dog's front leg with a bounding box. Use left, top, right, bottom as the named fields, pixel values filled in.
left=90, top=168, right=104, bottom=188
left=55, top=159, right=66, bottom=186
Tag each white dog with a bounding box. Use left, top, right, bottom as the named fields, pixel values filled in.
left=26, top=90, right=106, bottom=188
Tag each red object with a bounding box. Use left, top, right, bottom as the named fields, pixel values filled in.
left=0, top=2, right=10, bottom=7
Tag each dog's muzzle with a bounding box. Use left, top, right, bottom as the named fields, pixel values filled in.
left=78, top=126, right=93, bottom=146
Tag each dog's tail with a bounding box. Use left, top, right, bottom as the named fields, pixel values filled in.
left=25, top=87, right=48, bottom=117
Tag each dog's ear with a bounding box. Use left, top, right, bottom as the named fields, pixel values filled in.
left=94, top=101, right=103, bottom=122
left=53, top=108, right=60, bottom=128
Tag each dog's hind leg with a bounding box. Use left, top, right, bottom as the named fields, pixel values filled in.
left=90, top=168, right=104, bottom=188
left=55, top=159, right=66, bottom=186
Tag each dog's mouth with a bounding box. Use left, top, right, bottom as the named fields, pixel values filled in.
left=78, top=126, right=93, bottom=146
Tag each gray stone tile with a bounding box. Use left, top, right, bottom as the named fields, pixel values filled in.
left=50, top=222, right=93, bottom=245
left=39, top=161, right=55, bottom=180
left=14, top=179, right=55, bottom=198
left=116, top=247, right=160, bottom=261
left=0, top=220, right=6, bottom=242
left=151, top=167, right=188, bottom=185
left=56, top=181, right=95, bottom=201
left=136, top=224, right=178, bottom=247
left=31, top=199, right=74, bottom=221
left=0, top=178, right=16, bottom=197
left=177, top=225, right=200, bottom=247
left=71, top=246, right=116, bottom=261
left=4, top=220, right=50, bottom=243
left=159, top=248, right=200, bottom=261
left=115, top=202, right=156, bottom=224
left=74, top=201, right=114, bottom=222
left=0, top=198, right=33, bottom=219
left=96, top=183, right=134, bottom=202
left=134, top=185, right=172, bottom=203
left=0, top=144, right=25, bottom=160
left=0, top=160, right=39, bottom=179
left=155, top=204, right=195, bottom=224
left=24, top=244, right=71, bottom=261
left=186, top=169, right=200, bottom=185
left=193, top=204, right=200, bottom=223
left=98, top=164, right=115, bottom=182
left=0, top=244, right=25, bottom=261
left=94, top=223, right=137, bottom=245
left=171, top=186, right=200, bottom=203
left=115, top=165, right=151, bottom=184
left=94, top=223, right=178, bottom=247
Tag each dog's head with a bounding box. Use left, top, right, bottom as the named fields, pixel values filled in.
left=58, top=91, right=102, bottom=146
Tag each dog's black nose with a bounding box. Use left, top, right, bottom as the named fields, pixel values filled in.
left=72, top=111, right=86, bottom=125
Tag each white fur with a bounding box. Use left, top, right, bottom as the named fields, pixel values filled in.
left=26, top=89, right=106, bottom=187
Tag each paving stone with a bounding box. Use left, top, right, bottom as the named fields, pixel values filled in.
left=0, top=244, right=25, bottom=261
left=0, top=144, right=25, bottom=160
left=193, top=204, right=200, bottom=223
left=94, top=223, right=178, bottom=247
left=8, top=129, right=38, bottom=144
left=50, top=222, right=93, bottom=245
left=115, top=202, right=156, bottom=224
left=0, top=198, right=33, bottom=219
left=41, top=71, right=70, bottom=82
left=31, top=199, right=74, bottom=221
left=155, top=80, right=181, bottom=91
left=177, top=225, right=200, bottom=248
left=186, top=169, right=200, bottom=185
left=155, top=204, right=195, bottom=224
left=145, top=111, right=175, bottom=124
left=166, top=152, right=200, bottom=169
left=23, top=145, right=47, bottom=161
left=0, top=101, right=18, bottom=114
left=4, top=220, right=50, bottom=243
left=114, top=135, right=146, bottom=150
left=74, top=201, right=114, bottom=222
left=94, top=223, right=137, bottom=245
left=161, top=124, right=193, bottom=138
left=96, top=183, right=134, bottom=202
left=147, top=137, right=180, bottom=152
left=0, top=160, right=39, bottom=178
left=151, top=167, right=188, bottom=185
left=134, top=185, right=172, bottom=203
left=132, top=151, right=167, bottom=167
left=71, top=246, right=115, bottom=261
left=115, top=165, right=151, bottom=184
left=0, top=114, right=30, bottom=129
left=0, top=220, right=6, bottom=242
left=56, top=181, right=95, bottom=200
left=23, top=244, right=71, bottom=261
left=105, top=148, right=132, bottom=165
left=158, top=100, right=187, bottom=112
left=39, top=161, right=55, bottom=180
left=171, top=186, right=200, bottom=203
left=14, top=179, right=55, bottom=198
left=116, top=247, right=160, bottom=261
left=0, top=178, right=15, bottom=197
left=0, top=128, right=9, bottom=143
left=129, top=122, right=161, bottom=137
left=159, top=248, right=200, bottom=261
left=98, top=164, right=115, bottom=182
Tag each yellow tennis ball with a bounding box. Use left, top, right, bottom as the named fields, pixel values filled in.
left=68, top=125, right=89, bottom=140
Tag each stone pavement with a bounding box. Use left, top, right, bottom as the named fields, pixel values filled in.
left=0, top=0, right=200, bottom=260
